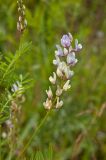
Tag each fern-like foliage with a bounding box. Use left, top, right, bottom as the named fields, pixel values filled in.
left=0, top=42, right=31, bottom=84
left=0, top=42, right=32, bottom=124
left=30, top=146, right=53, bottom=160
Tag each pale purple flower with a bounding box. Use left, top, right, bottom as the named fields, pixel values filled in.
left=11, top=83, right=19, bottom=92
left=64, top=67, right=74, bottom=79
left=55, top=45, right=64, bottom=56
left=67, top=52, right=78, bottom=66
left=61, top=34, right=71, bottom=48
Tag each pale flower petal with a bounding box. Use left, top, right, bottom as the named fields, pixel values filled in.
left=75, top=39, right=82, bottom=51
left=53, top=56, right=60, bottom=66
left=55, top=97, right=63, bottom=109
left=67, top=52, right=78, bottom=66
left=46, top=87, right=53, bottom=99
left=49, top=72, right=56, bottom=84
left=64, top=48, right=68, bottom=56
left=56, top=85, right=63, bottom=96
left=55, top=45, right=64, bottom=56
left=43, top=98, right=52, bottom=110
left=63, top=80, right=71, bottom=91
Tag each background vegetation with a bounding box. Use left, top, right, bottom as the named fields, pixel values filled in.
left=0, top=0, right=106, bottom=159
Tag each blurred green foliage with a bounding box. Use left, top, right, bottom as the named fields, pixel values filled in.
left=0, top=0, right=106, bottom=159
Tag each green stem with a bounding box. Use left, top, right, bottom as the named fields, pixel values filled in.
left=16, top=110, right=51, bottom=159
left=0, top=125, right=1, bottom=160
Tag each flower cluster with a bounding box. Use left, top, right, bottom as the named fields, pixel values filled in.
left=17, top=0, right=27, bottom=32
left=43, top=33, right=82, bottom=110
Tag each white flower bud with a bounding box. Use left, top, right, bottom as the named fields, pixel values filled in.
left=78, top=44, right=82, bottom=50
left=53, top=56, right=60, bottom=66
left=69, top=46, right=73, bottom=52
left=55, top=97, right=63, bottom=109
left=46, top=87, right=53, bottom=99
left=63, top=80, right=71, bottom=91
left=64, top=48, right=68, bottom=55
left=19, top=16, right=22, bottom=22
left=68, top=33, right=73, bottom=42
left=2, top=132, right=7, bottom=139
left=56, top=68, right=63, bottom=78
left=49, top=72, right=56, bottom=84
left=56, top=85, right=63, bottom=96
left=43, top=98, right=52, bottom=110
left=17, top=22, right=21, bottom=31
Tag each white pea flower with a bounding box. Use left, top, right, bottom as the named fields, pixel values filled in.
left=56, top=85, right=63, bottom=96
left=63, top=80, right=71, bottom=91
left=46, top=87, right=53, bottom=99
left=43, top=98, right=52, bottom=110
left=55, top=97, right=63, bottom=109
left=53, top=55, right=60, bottom=66
left=49, top=72, right=56, bottom=84
left=67, top=52, right=78, bottom=66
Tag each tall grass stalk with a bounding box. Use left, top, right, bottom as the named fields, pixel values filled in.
left=16, top=110, right=51, bottom=159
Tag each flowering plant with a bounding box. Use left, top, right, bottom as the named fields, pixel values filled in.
left=43, top=33, right=82, bottom=109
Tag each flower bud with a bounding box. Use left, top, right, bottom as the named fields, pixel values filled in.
left=56, top=85, right=63, bottom=96
left=55, top=97, right=63, bottom=109
left=63, top=80, right=71, bottom=91
left=61, top=34, right=71, bottom=48
left=64, top=48, right=68, bottom=56
left=75, top=39, right=82, bottom=51
left=43, top=98, right=52, bottom=110
left=53, top=56, right=60, bottom=66
left=49, top=72, right=56, bottom=84
left=46, top=87, right=53, bottom=99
